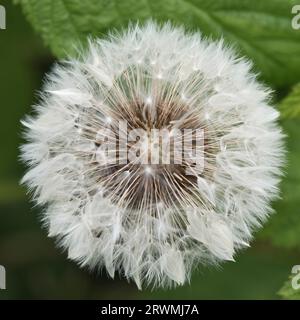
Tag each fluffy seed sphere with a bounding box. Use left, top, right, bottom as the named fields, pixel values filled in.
left=21, top=22, right=285, bottom=289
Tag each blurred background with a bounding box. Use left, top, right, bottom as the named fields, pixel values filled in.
left=0, top=0, right=300, bottom=299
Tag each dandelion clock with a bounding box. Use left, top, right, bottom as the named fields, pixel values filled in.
left=21, top=22, right=285, bottom=289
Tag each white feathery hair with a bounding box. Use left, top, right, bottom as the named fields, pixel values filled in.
left=21, top=21, right=285, bottom=289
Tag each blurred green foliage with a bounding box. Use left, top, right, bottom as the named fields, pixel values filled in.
left=278, top=274, right=300, bottom=299
left=279, top=83, right=300, bottom=119
left=0, top=0, right=299, bottom=299
left=260, top=110, right=300, bottom=249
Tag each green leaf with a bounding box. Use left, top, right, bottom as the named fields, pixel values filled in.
left=15, top=0, right=300, bottom=89
left=280, top=83, right=300, bottom=119
left=259, top=106, right=300, bottom=248
left=278, top=275, right=300, bottom=300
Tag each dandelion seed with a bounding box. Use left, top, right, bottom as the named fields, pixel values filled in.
left=21, top=21, right=285, bottom=289
left=145, top=97, right=153, bottom=105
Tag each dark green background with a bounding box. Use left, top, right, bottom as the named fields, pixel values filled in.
left=0, top=0, right=299, bottom=299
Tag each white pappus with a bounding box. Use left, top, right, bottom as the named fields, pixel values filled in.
left=20, top=21, right=285, bottom=289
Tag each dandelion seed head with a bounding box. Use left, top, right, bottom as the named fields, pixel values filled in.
left=21, top=21, right=285, bottom=289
